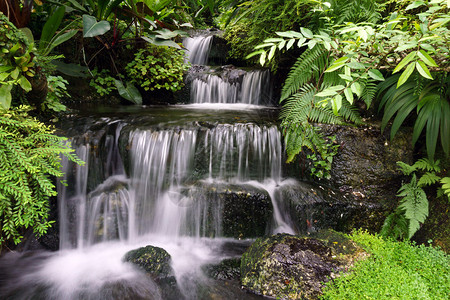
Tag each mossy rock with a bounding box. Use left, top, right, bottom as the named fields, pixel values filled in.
left=240, top=230, right=364, bottom=299
left=123, top=245, right=174, bottom=282
left=203, top=258, right=242, bottom=280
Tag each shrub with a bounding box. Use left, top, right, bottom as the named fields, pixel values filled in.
left=125, top=45, right=189, bottom=92
left=0, top=106, right=83, bottom=247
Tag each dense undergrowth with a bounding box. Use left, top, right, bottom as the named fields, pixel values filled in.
left=321, top=231, right=450, bottom=299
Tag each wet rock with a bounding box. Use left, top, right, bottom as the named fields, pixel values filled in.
left=323, top=123, right=412, bottom=206
left=203, top=258, right=241, bottom=280
left=280, top=182, right=386, bottom=233
left=285, top=123, right=413, bottom=225
left=240, top=230, right=364, bottom=299
left=187, top=182, right=273, bottom=238
left=123, top=245, right=183, bottom=299
left=123, top=245, right=175, bottom=282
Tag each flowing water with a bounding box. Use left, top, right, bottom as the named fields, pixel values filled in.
left=0, top=35, right=302, bottom=299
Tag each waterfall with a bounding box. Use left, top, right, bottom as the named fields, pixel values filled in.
left=0, top=32, right=299, bottom=300
left=183, top=36, right=213, bottom=65
left=190, top=70, right=272, bottom=105
left=57, top=121, right=293, bottom=248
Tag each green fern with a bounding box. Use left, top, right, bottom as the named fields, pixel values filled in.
left=441, top=177, right=450, bottom=200
left=418, top=172, right=441, bottom=187
left=0, top=106, right=84, bottom=247
left=398, top=174, right=429, bottom=239
left=280, top=46, right=328, bottom=101
left=380, top=209, right=409, bottom=240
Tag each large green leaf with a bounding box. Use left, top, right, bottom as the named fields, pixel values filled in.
left=114, top=80, right=142, bottom=105
left=82, top=15, right=110, bottom=38
left=39, top=6, right=65, bottom=53
left=41, top=29, right=78, bottom=56
left=142, top=36, right=181, bottom=49
left=0, top=85, right=12, bottom=110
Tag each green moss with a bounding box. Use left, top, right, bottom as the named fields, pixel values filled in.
left=321, top=231, right=450, bottom=299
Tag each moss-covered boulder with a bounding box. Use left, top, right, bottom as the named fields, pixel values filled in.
left=123, top=245, right=174, bottom=282
left=240, top=231, right=364, bottom=299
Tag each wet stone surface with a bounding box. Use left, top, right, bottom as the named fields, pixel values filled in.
left=240, top=231, right=364, bottom=299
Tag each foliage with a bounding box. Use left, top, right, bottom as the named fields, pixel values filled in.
left=381, top=158, right=449, bottom=240
left=125, top=44, right=189, bottom=92
left=0, top=13, right=35, bottom=109
left=321, top=230, right=450, bottom=300
left=44, top=75, right=69, bottom=112
left=378, top=73, right=450, bottom=160
left=0, top=106, right=84, bottom=247
left=221, top=0, right=315, bottom=64
left=89, top=68, right=118, bottom=97
left=248, top=0, right=449, bottom=164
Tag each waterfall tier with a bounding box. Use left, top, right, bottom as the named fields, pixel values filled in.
left=58, top=112, right=295, bottom=249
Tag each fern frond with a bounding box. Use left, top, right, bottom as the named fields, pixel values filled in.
left=361, top=79, right=378, bottom=108
left=413, top=158, right=441, bottom=172
left=398, top=174, right=429, bottom=239
left=380, top=209, right=408, bottom=240
left=280, top=45, right=328, bottom=101
left=418, top=172, right=441, bottom=187
left=396, top=161, right=417, bottom=176
left=440, top=177, right=450, bottom=200
left=338, top=100, right=363, bottom=125
left=280, top=83, right=316, bottom=122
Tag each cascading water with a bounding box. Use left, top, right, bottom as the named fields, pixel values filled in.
left=189, top=69, right=272, bottom=105
left=183, top=35, right=213, bottom=65
left=0, top=33, right=298, bottom=300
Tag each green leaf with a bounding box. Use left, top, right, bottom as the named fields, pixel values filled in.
left=39, top=6, right=65, bottom=52
left=332, top=94, right=342, bottom=115
left=415, top=61, right=433, bottom=80
left=0, top=85, right=12, bottom=110
left=395, top=42, right=418, bottom=52
left=260, top=51, right=266, bottom=66
left=417, top=50, right=438, bottom=67
left=368, top=69, right=385, bottom=81
left=11, top=68, right=20, bottom=80
left=351, top=82, right=362, bottom=97
left=441, top=177, right=450, bottom=198
left=82, top=15, right=110, bottom=38
left=245, top=49, right=266, bottom=59
left=325, top=62, right=346, bottom=72
left=42, top=30, right=78, bottom=56
left=300, top=27, right=313, bottom=39
left=286, top=38, right=295, bottom=50
left=52, top=61, right=88, bottom=78
left=114, top=80, right=142, bottom=105
left=268, top=45, right=277, bottom=61
left=18, top=76, right=32, bottom=92
left=393, top=52, right=416, bottom=74
left=397, top=63, right=415, bottom=88
left=405, top=1, right=426, bottom=10
left=344, top=88, right=354, bottom=104
left=418, top=172, right=441, bottom=187
left=419, top=43, right=435, bottom=53
left=142, top=36, right=181, bottom=49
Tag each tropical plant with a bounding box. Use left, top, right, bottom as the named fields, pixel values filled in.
left=221, top=0, right=315, bottom=64
left=0, top=106, right=84, bottom=248
left=248, top=0, right=449, bottom=165
left=381, top=158, right=449, bottom=240
left=125, top=43, right=189, bottom=92
left=378, top=73, right=450, bottom=160
left=0, top=12, right=35, bottom=109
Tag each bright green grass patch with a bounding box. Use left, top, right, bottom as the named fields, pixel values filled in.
left=321, top=231, right=449, bottom=300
